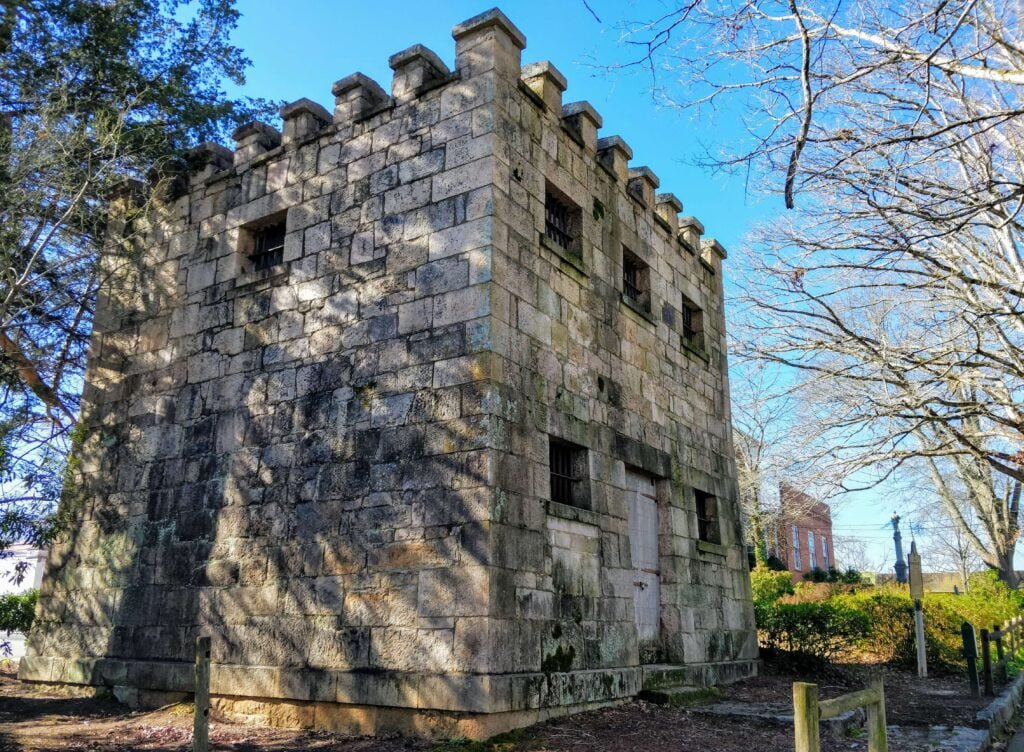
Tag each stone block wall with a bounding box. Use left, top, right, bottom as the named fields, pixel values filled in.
left=21, top=7, right=756, bottom=739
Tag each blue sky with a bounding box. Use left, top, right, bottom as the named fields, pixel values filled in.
left=224, top=0, right=771, bottom=251
left=223, top=0, right=946, bottom=574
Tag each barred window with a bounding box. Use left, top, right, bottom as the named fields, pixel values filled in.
left=250, top=222, right=286, bottom=272
left=544, top=184, right=581, bottom=256
left=239, top=212, right=288, bottom=276
left=680, top=295, right=704, bottom=350
left=622, top=247, right=651, bottom=312
left=549, top=438, right=589, bottom=509
left=695, top=490, right=720, bottom=544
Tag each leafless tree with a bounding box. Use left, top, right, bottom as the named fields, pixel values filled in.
left=611, top=0, right=1024, bottom=581
left=731, top=357, right=842, bottom=560
left=833, top=535, right=885, bottom=575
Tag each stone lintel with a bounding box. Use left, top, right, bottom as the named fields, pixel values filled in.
left=627, top=166, right=660, bottom=207
left=388, top=44, right=452, bottom=102
left=453, top=8, right=526, bottom=79
left=596, top=135, right=632, bottom=182
left=521, top=61, right=567, bottom=111
left=331, top=72, right=390, bottom=124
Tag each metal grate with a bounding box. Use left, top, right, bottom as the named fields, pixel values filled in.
left=545, top=191, right=575, bottom=252
left=623, top=256, right=642, bottom=303
left=695, top=490, right=720, bottom=543
left=681, top=304, right=699, bottom=342
left=249, top=222, right=286, bottom=272
left=549, top=441, right=579, bottom=506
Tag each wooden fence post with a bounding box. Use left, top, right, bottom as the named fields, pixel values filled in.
left=962, top=622, right=980, bottom=698
left=793, top=682, right=821, bottom=752
left=866, top=678, right=888, bottom=752
left=981, top=628, right=994, bottom=696
left=194, top=635, right=211, bottom=752
left=994, top=624, right=1006, bottom=683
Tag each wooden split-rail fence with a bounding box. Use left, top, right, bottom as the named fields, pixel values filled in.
left=973, top=616, right=1024, bottom=696
left=793, top=679, right=887, bottom=752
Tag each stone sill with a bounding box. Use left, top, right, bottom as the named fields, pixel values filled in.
left=619, top=295, right=657, bottom=326
left=681, top=338, right=709, bottom=364
left=539, top=233, right=587, bottom=277
left=546, top=499, right=601, bottom=527
left=229, top=264, right=290, bottom=297
left=697, top=540, right=727, bottom=557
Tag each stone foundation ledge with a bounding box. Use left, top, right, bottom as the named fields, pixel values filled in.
left=210, top=694, right=626, bottom=740
left=19, top=655, right=642, bottom=714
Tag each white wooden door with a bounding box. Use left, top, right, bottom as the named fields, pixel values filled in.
left=627, top=469, right=661, bottom=656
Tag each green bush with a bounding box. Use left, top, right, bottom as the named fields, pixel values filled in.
left=755, top=600, right=871, bottom=661
left=841, top=568, right=864, bottom=584
left=750, top=567, right=794, bottom=604
left=835, top=578, right=1024, bottom=673
left=0, top=590, right=37, bottom=635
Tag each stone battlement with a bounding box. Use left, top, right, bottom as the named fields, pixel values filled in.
left=21, top=7, right=757, bottom=740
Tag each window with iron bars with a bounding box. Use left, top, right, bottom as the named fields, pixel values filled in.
left=249, top=222, right=286, bottom=272
left=544, top=185, right=580, bottom=255
left=622, top=247, right=651, bottom=313
left=549, top=438, right=589, bottom=509
left=680, top=296, right=704, bottom=350
left=695, top=490, right=720, bottom=544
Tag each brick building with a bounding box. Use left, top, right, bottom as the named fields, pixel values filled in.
left=21, top=8, right=757, bottom=738
left=769, top=485, right=834, bottom=576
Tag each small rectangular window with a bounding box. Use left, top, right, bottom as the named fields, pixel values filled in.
left=808, top=531, right=817, bottom=570
left=549, top=438, right=589, bottom=509
left=250, top=222, right=286, bottom=271
left=792, top=524, right=802, bottom=570
left=544, top=183, right=581, bottom=256
left=821, top=536, right=829, bottom=568
left=239, top=212, right=288, bottom=276
left=695, top=490, right=720, bottom=544
left=622, top=247, right=651, bottom=313
left=680, top=295, right=704, bottom=350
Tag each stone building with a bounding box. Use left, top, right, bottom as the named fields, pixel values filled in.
left=21, top=8, right=757, bottom=738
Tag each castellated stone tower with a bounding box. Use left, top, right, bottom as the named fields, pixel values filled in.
left=21, top=8, right=757, bottom=739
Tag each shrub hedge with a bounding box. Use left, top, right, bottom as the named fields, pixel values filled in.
left=751, top=567, right=1024, bottom=673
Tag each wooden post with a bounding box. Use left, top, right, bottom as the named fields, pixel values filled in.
left=908, top=543, right=926, bottom=678
left=866, top=678, right=888, bottom=752
left=994, top=624, right=1005, bottom=662
left=193, top=635, right=211, bottom=752
left=793, top=682, right=821, bottom=752
left=981, top=628, right=994, bottom=696
left=963, top=622, right=980, bottom=698
left=913, top=600, right=927, bottom=678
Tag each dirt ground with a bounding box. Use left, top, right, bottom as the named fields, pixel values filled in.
left=0, top=661, right=998, bottom=752
left=718, top=658, right=994, bottom=728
